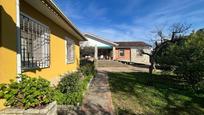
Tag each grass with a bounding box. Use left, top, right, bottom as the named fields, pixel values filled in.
left=108, top=72, right=204, bottom=115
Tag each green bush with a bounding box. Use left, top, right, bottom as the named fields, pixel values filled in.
left=80, top=59, right=94, bottom=66
left=0, top=75, right=53, bottom=109
left=53, top=90, right=66, bottom=105
left=53, top=90, right=83, bottom=105
left=64, top=92, right=83, bottom=105
left=55, top=61, right=95, bottom=105
left=80, top=64, right=96, bottom=76
left=156, top=29, right=204, bottom=91
left=79, top=76, right=92, bottom=91
left=54, top=75, right=92, bottom=105
left=57, top=72, right=81, bottom=94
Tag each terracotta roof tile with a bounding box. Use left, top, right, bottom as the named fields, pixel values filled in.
left=114, top=41, right=151, bottom=47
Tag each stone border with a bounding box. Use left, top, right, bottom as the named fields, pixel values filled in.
left=0, top=101, right=57, bottom=115
left=83, top=75, right=94, bottom=96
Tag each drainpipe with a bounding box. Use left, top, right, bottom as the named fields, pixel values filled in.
left=16, top=0, right=22, bottom=82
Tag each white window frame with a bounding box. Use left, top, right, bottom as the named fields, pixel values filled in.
left=65, top=37, right=75, bottom=64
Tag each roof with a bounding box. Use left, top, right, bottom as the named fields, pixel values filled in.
left=84, top=33, right=119, bottom=46
left=24, top=0, right=86, bottom=41
left=115, top=41, right=151, bottom=47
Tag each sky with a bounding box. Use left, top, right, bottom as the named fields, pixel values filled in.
left=54, top=0, right=204, bottom=43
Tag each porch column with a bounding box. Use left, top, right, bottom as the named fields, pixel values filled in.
left=113, top=46, right=116, bottom=60
left=94, top=45, right=98, bottom=60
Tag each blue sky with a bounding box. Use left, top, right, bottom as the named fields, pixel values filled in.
left=55, top=0, right=204, bottom=43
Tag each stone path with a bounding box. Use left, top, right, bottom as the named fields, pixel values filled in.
left=81, top=70, right=114, bottom=115
left=80, top=62, right=148, bottom=115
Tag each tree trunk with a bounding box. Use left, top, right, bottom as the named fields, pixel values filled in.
left=149, top=56, right=155, bottom=74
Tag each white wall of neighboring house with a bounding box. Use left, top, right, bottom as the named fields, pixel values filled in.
left=80, top=37, right=112, bottom=48
left=131, top=47, right=151, bottom=65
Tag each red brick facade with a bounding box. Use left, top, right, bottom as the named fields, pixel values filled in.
left=115, top=48, right=131, bottom=61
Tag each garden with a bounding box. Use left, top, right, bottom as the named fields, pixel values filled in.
left=0, top=59, right=96, bottom=115
left=109, top=26, right=204, bottom=115
left=109, top=72, right=204, bottom=115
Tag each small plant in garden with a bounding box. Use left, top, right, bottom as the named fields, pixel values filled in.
left=79, top=61, right=96, bottom=77
left=53, top=60, right=95, bottom=105
left=57, top=72, right=81, bottom=94
left=0, top=74, right=54, bottom=109
left=55, top=71, right=93, bottom=105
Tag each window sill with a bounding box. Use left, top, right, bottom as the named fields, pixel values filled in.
left=21, top=66, right=50, bottom=72
left=66, top=61, right=75, bottom=64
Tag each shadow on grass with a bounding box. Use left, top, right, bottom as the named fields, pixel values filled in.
left=108, top=72, right=204, bottom=115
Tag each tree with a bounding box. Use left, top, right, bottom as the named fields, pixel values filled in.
left=156, top=29, right=204, bottom=91
left=142, top=23, right=191, bottom=74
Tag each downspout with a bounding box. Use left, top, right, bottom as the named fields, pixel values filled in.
left=16, top=0, right=22, bottom=82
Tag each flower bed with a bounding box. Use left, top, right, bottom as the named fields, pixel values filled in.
left=0, top=59, right=96, bottom=114
left=55, top=59, right=95, bottom=114
left=0, top=75, right=57, bottom=114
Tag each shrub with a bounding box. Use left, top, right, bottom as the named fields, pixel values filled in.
left=0, top=74, right=53, bottom=109
left=53, top=90, right=66, bottom=105
left=80, top=63, right=96, bottom=76
left=53, top=89, right=83, bottom=105
left=63, top=92, right=83, bottom=105
left=57, top=72, right=81, bottom=94
left=54, top=75, right=92, bottom=105
left=156, top=29, right=204, bottom=91
left=80, top=59, right=94, bottom=67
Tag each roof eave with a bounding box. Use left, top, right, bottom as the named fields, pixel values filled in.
left=84, top=33, right=119, bottom=46
left=47, top=0, right=87, bottom=41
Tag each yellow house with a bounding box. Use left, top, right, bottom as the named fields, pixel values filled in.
left=0, top=0, right=86, bottom=109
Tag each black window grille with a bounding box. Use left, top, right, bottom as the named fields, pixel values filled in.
left=20, top=13, right=50, bottom=70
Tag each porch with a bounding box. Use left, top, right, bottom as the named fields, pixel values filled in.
left=94, top=46, right=116, bottom=60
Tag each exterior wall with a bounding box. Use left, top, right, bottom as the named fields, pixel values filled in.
left=115, top=48, right=131, bottom=62
left=20, top=1, right=80, bottom=81
left=0, top=1, right=81, bottom=109
left=0, top=0, right=17, bottom=83
left=131, top=47, right=150, bottom=65
left=0, top=0, right=17, bottom=109
left=81, top=37, right=112, bottom=48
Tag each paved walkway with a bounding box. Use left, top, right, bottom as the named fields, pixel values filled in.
left=81, top=62, right=148, bottom=115
left=81, top=70, right=114, bottom=115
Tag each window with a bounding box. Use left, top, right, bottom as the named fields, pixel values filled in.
left=20, top=13, right=50, bottom=70
left=137, top=49, right=143, bottom=56
left=65, top=37, right=75, bottom=64
left=119, top=49, right=125, bottom=56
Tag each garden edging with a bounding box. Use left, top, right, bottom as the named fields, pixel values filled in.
left=0, top=101, right=57, bottom=115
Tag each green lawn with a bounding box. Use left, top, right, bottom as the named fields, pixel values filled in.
left=108, top=72, right=204, bottom=115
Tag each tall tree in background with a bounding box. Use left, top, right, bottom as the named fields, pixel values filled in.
left=142, top=23, right=191, bottom=74
left=156, top=29, right=204, bottom=91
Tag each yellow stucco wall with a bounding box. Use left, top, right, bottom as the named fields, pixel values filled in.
left=0, top=0, right=17, bottom=83
left=0, top=0, right=81, bottom=109
left=20, top=1, right=80, bottom=81
left=0, top=0, right=17, bottom=109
